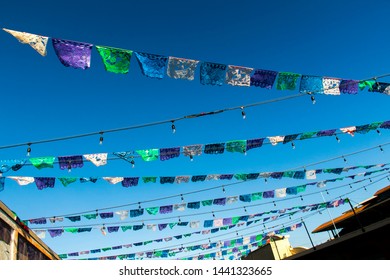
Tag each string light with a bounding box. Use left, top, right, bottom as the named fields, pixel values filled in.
left=379, top=145, right=384, bottom=152
left=171, top=121, right=176, bottom=134
left=244, top=206, right=247, bottom=213
left=212, top=211, right=215, bottom=218
left=130, top=158, right=135, bottom=168
left=342, top=156, right=347, bottom=163
left=222, top=186, right=226, bottom=193
left=377, top=129, right=381, bottom=135
left=99, top=132, right=104, bottom=145
left=273, top=201, right=276, bottom=207
left=189, top=155, right=194, bottom=162
left=67, top=161, right=72, bottom=173
left=240, top=106, right=246, bottom=119
left=181, top=194, right=184, bottom=203
left=138, top=202, right=141, bottom=209
left=335, top=135, right=340, bottom=143
left=300, top=195, right=303, bottom=201
left=310, top=95, right=316, bottom=104
left=101, top=225, right=107, bottom=236
left=291, top=142, right=296, bottom=149
left=349, top=184, right=353, bottom=188
left=26, top=144, right=31, bottom=157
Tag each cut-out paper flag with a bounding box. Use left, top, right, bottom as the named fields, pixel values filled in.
left=276, top=72, right=301, bottom=90
left=167, top=57, right=199, bottom=80
left=95, top=46, right=132, bottom=74
left=250, top=69, right=278, bottom=89
left=200, top=62, right=227, bottom=86
left=3, top=28, right=48, bottom=56
left=52, top=38, right=93, bottom=69
left=226, top=65, right=253, bottom=87
left=134, top=52, right=168, bottom=79
left=83, top=153, right=108, bottom=167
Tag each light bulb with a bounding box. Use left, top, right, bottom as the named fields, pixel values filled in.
left=291, top=142, right=296, bottom=149
left=99, top=132, right=104, bottom=145
left=311, top=95, right=316, bottom=104
left=26, top=144, right=31, bottom=157
left=131, top=159, right=135, bottom=168
left=171, top=121, right=176, bottom=133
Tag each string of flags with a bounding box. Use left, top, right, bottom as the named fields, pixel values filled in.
left=0, top=119, right=388, bottom=174
left=23, top=169, right=387, bottom=225
left=1, top=160, right=387, bottom=192
left=30, top=198, right=347, bottom=240
left=3, top=28, right=390, bottom=95
left=65, top=236, right=271, bottom=260
left=59, top=221, right=302, bottom=260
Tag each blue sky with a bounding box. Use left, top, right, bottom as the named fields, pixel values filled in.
left=0, top=0, right=390, bottom=260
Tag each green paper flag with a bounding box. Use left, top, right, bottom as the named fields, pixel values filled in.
left=29, top=156, right=56, bottom=169
left=234, top=174, right=248, bottom=181
left=226, top=140, right=247, bottom=153
left=83, top=213, right=98, bottom=220
left=276, top=72, right=301, bottom=90
left=300, top=131, right=317, bottom=140
left=58, top=177, right=78, bottom=187
left=64, top=228, right=78, bottom=233
left=296, top=185, right=306, bottom=193
left=201, top=200, right=213, bottom=206
left=146, top=207, right=159, bottom=215
left=96, top=45, right=133, bottom=74
left=142, top=176, right=157, bottom=183
left=359, top=80, right=376, bottom=91
left=252, top=192, right=263, bottom=201
left=232, top=216, right=240, bottom=224
left=121, top=226, right=132, bottom=232
left=283, top=171, right=294, bottom=178
left=136, top=149, right=159, bottom=161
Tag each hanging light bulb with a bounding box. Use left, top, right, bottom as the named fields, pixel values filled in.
left=212, top=211, right=215, bottom=218
left=335, top=135, right=340, bottom=143
left=244, top=206, right=247, bottom=212
left=310, top=95, right=316, bottom=104
left=326, top=190, right=329, bottom=195
left=364, top=186, right=367, bottom=191
left=240, top=106, right=246, bottom=119
left=291, top=142, right=296, bottom=149
left=387, top=177, right=390, bottom=182
left=26, top=144, right=31, bottom=157
left=349, top=184, right=353, bottom=189
left=99, top=132, right=104, bottom=145
left=138, top=202, right=142, bottom=209
left=264, top=178, right=268, bottom=184
left=178, top=217, right=181, bottom=223
left=189, top=155, right=194, bottom=162
left=171, top=121, right=176, bottom=134
left=222, top=186, right=226, bottom=193
left=101, top=225, right=107, bottom=236
left=67, top=161, right=72, bottom=173
left=273, top=201, right=276, bottom=207
left=376, top=129, right=381, bottom=135
left=379, top=145, right=384, bottom=152
left=343, top=156, right=347, bottom=163
left=181, top=194, right=184, bottom=202
left=131, top=158, right=135, bottom=168
left=300, top=195, right=303, bottom=201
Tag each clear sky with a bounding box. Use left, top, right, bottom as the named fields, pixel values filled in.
left=0, top=0, right=390, bottom=260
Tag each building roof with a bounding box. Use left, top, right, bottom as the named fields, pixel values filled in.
left=312, top=185, right=390, bottom=233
